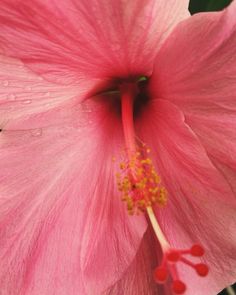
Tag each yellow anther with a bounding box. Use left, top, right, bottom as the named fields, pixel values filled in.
left=120, top=162, right=126, bottom=169
left=146, top=158, right=152, bottom=165
left=116, top=146, right=168, bottom=214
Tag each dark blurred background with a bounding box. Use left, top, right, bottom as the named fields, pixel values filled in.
left=189, top=0, right=233, bottom=13
left=188, top=0, right=235, bottom=294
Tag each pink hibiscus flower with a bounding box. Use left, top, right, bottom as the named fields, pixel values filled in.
left=0, top=0, right=236, bottom=294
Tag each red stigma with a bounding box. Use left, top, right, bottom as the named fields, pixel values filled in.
left=172, top=280, right=186, bottom=294
left=195, top=263, right=209, bottom=276
left=190, top=244, right=204, bottom=256
left=153, top=244, right=208, bottom=294
left=154, top=267, right=168, bottom=283
left=167, top=250, right=180, bottom=262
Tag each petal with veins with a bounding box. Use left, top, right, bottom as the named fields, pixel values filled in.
left=0, top=0, right=189, bottom=83
left=138, top=99, right=236, bottom=295
left=150, top=0, right=236, bottom=215
left=105, top=228, right=160, bottom=295
left=0, top=55, right=94, bottom=129
left=0, top=99, right=146, bottom=295
left=150, top=1, right=236, bottom=108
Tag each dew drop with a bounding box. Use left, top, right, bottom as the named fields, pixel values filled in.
left=31, top=128, right=42, bottom=137
left=7, top=94, right=16, bottom=101
left=3, top=80, right=9, bottom=87
left=22, top=99, right=32, bottom=104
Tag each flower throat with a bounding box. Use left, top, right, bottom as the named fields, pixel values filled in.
left=116, top=81, right=209, bottom=294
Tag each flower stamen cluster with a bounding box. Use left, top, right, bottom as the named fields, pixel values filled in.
left=116, top=146, right=167, bottom=215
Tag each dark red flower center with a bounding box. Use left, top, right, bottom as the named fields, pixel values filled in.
left=95, top=76, right=150, bottom=119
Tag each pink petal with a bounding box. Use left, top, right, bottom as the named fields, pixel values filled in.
left=185, top=109, right=236, bottom=196
left=105, top=228, right=160, bottom=295
left=137, top=99, right=236, bottom=295
left=0, top=99, right=146, bottom=294
left=0, top=55, right=94, bottom=129
left=149, top=1, right=236, bottom=215
left=0, top=0, right=189, bottom=83
left=150, top=1, right=236, bottom=108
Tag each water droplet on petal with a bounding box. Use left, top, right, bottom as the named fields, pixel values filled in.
left=31, top=128, right=42, bottom=137
left=3, top=80, right=9, bottom=86
left=22, top=99, right=32, bottom=105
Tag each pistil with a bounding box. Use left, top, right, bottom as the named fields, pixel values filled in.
left=118, top=81, right=208, bottom=294
left=120, top=83, right=137, bottom=157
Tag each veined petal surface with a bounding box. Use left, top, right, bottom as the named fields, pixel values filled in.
left=105, top=229, right=160, bottom=295
left=0, top=0, right=189, bottom=83
left=138, top=99, right=236, bottom=295
left=0, top=55, right=89, bottom=129
left=0, top=98, right=146, bottom=295
left=150, top=1, right=236, bottom=202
